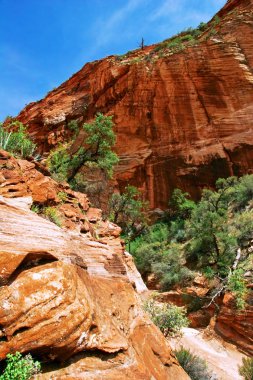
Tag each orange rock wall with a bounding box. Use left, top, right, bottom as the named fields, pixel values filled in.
left=17, top=0, right=253, bottom=209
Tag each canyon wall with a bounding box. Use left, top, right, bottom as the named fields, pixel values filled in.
left=16, top=0, right=253, bottom=208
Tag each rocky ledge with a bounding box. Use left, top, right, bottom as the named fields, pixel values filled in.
left=0, top=151, right=188, bottom=379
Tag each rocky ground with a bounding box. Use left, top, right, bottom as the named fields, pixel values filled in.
left=170, top=327, right=247, bottom=380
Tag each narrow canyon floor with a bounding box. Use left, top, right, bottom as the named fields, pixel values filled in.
left=169, top=327, right=247, bottom=380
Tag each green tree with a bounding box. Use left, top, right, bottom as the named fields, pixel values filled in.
left=131, top=175, right=253, bottom=309
left=169, top=188, right=196, bottom=219
left=0, top=121, right=36, bottom=158
left=68, top=113, right=119, bottom=180
left=233, top=174, right=253, bottom=211
left=109, top=185, right=148, bottom=241
left=47, top=113, right=119, bottom=182
left=186, top=177, right=239, bottom=275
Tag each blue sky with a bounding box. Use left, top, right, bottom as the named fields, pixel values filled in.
left=0, top=0, right=226, bottom=120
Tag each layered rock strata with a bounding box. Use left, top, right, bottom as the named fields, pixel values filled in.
left=17, top=0, right=253, bottom=208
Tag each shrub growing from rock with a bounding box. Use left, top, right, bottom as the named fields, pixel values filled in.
left=43, top=206, right=63, bottom=227
left=175, top=347, right=216, bottom=380
left=238, top=357, right=253, bottom=380
left=143, top=298, right=188, bottom=337
left=0, top=352, right=41, bottom=380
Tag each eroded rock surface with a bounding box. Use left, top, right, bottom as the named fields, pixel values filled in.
left=0, top=154, right=188, bottom=378
left=215, top=292, right=253, bottom=356
left=17, top=0, right=253, bottom=208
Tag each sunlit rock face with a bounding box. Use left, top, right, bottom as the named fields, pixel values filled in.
left=215, top=292, right=253, bottom=356
left=0, top=151, right=188, bottom=379
left=17, top=0, right=253, bottom=208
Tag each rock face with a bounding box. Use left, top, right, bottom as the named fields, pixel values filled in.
left=0, top=153, right=188, bottom=379
left=215, top=292, right=253, bottom=356
left=17, top=0, right=253, bottom=208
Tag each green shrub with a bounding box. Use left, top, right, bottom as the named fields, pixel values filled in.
left=0, top=126, right=12, bottom=151
left=198, top=22, right=207, bottom=31
left=175, top=347, right=214, bottom=380
left=31, top=204, right=40, bottom=213
left=131, top=223, right=194, bottom=290
left=180, top=34, right=194, bottom=42
left=67, top=120, right=79, bottom=135
left=238, top=357, right=253, bottom=380
left=227, top=269, right=247, bottom=310
left=0, top=122, right=36, bottom=158
left=0, top=352, right=41, bottom=380
left=43, top=206, right=63, bottom=227
left=167, top=38, right=184, bottom=51
left=143, top=299, right=188, bottom=337
left=46, top=143, right=71, bottom=182
left=57, top=191, right=68, bottom=203
left=213, top=15, right=221, bottom=26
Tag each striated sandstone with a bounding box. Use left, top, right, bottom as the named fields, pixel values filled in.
left=215, top=291, right=253, bottom=356
left=0, top=195, right=189, bottom=379
left=16, top=0, right=253, bottom=208
left=0, top=152, right=188, bottom=378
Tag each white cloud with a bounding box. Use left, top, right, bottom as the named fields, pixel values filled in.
left=92, top=0, right=146, bottom=49
left=149, top=0, right=183, bottom=21
left=180, top=10, right=212, bottom=24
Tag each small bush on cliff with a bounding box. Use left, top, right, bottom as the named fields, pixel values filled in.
left=57, top=191, right=68, bottom=203
left=47, top=142, right=71, bottom=181
left=43, top=206, right=63, bottom=227
left=0, top=121, right=36, bottom=158
left=239, top=357, right=253, bottom=380
left=143, top=298, right=188, bottom=337
left=0, top=352, right=41, bottom=380
left=67, top=119, right=79, bottom=135
left=227, top=269, right=247, bottom=310
left=175, top=347, right=215, bottom=380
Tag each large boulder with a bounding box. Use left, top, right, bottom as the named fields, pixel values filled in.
left=0, top=194, right=188, bottom=378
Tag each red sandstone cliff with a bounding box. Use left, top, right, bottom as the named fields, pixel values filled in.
left=0, top=150, right=189, bottom=379
left=16, top=0, right=253, bottom=208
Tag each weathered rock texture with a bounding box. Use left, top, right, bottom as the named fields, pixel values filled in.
left=17, top=0, right=253, bottom=208
left=0, top=152, right=188, bottom=378
left=215, top=292, right=253, bottom=356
